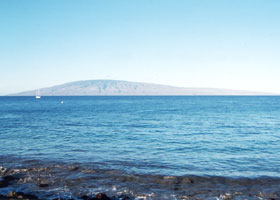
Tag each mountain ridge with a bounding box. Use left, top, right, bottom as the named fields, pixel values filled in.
left=8, top=80, right=273, bottom=96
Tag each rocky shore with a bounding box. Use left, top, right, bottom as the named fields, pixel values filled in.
left=0, top=191, right=130, bottom=200
left=1, top=173, right=279, bottom=200
left=1, top=163, right=280, bottom=200
left=0, top=175, right=130, bottom=200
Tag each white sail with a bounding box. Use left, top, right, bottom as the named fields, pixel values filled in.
left=36, top=89, right=41, bottom=99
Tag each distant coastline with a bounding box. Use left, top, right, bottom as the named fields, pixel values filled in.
left=7, top=80, right=275, bottom=96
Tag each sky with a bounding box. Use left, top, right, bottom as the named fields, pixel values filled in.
left=0, top=0, right=280, bottom=95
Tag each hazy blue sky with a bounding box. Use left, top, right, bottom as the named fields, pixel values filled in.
left=1, top=0, right=280, bottom=94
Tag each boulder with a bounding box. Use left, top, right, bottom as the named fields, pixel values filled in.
left=93, top=193, right=111, bottom=200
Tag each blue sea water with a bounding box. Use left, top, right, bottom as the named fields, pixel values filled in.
left=1, top=96, right=280, bottom=199
left=1, top=96, right=280, bottom=177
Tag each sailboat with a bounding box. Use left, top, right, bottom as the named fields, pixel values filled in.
left=35, top=89, right=41, bottom=99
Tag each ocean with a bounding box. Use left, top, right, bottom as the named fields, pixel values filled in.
left=0, top=96, right=280, bottom=199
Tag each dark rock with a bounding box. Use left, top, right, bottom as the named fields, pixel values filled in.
left=174, top=187, right=179, bottom=191
left=93, top=193, right=111, bottom=200
left=1, top=175, right=20, bottom=188
left=39, top=183, right=49, bottom=187
left=181, top=177, right=194, bottom=184
left=70, top=166, right=79, bottom=171
left=118, top=195, right=130, bottom=200
left=81, top=195, right=91, bottom=200
left=0, top=180, right=9, bottom=188
left=112, top=195, right=130, bottom=200
left=0, top=175, right=18, bottom=188
left=26, top=194, right=39, bottom=200
left=6, top=191, right=39, bottom=200
left=0, top=194, right=8, bottom=200
left=3, top=175, right=16, bottom=182
left=0, top=166, right=7, bottom=173
left=15, top=192, right=25, bottom=196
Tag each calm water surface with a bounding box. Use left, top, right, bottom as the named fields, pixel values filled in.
left=1, top=96, right=280, bottom=199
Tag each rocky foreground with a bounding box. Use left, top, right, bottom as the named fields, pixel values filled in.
left=0, top=191, right=128, bottom=200
left=1, top=164, right=280, bottom=200
left=0, top=175, right=130, bottom=200
left=1, top=173, right=279, bottom=200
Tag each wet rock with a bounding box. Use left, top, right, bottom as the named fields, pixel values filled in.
left=182, top=177, right=194, bottom=184
left=70, top=166, right=79, bottom=171
left=81, top=195, right=91, bottom=200
left=93, top=193, right=111, bottom=200
left=37, top=178, right=51, bottom=188
left=80, top=193, right=112, bottom=200
left=7, top=191, right=17, bottom=197
left=38, top=183, right=49, bottom=187
left=3, top=175, right=16, bottom=182
left=174, top=186, right=179, bottom=191
left=112, top=195, right=130, bottom=200
left=0, top=175, right=17, bottom=188
left=119, top=195, right=130, bottom=200
left=6, top=191, right=39, bottom=200
left=0, top=194, right=8, bottom=200
left=53, top=198, right=75, bottom=200
left=0, top=166, right=7, bottom=173
left=0, top=180, right=9, bottom=188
